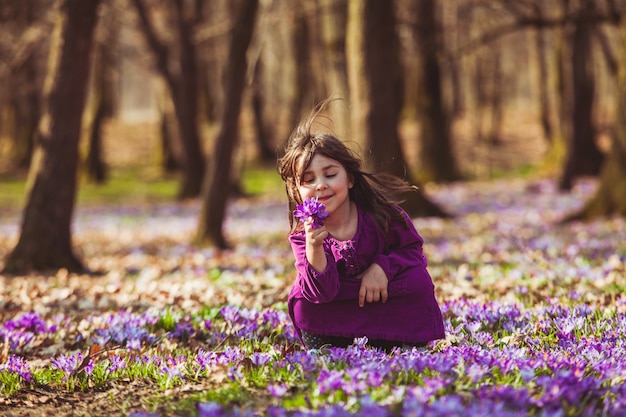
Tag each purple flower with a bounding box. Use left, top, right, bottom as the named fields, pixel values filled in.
left=169, top=322, right=195, bottom=340
left=293, top=197, right=329, bottom=229
left=267, top=383, right=288, bottom=398
left=50, top=353, right=84, bottom=380
left=1, top=355, right=33, bottom=382
left=197, top=402, right=229, bottom=417
left=11, top=312, right=54, bottom=334
left=108, top=355, right=126, bottom=373
left=250, top=352, right=271, bottom=367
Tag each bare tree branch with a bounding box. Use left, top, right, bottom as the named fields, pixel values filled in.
left=456, top=10, right=623, bottom=55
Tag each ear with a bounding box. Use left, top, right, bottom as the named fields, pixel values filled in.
left=348, top=175, right=354, bottom=189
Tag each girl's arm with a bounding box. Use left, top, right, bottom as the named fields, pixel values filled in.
left=372, top=211, right=427, bottom=280
left=303, top=218, right=328, bottom=272
left=289, top=233, right=340, bottom=303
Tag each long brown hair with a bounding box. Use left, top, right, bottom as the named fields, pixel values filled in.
left=277, top=99, right=417, bottom=235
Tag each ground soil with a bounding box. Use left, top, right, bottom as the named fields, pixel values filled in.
left=0, top=112, right=555, bottom=417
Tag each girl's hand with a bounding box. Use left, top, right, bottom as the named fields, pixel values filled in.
left=304, top=217, right=329, bottom=272
left=358, top=263, right=388, bottom=307
left=304, top=217, right=328, bottom=247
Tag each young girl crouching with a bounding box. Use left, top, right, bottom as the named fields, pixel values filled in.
left=277, top=103, right=445, bottom=352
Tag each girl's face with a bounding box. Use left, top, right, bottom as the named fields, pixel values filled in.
left=298, top=153, right=352, bottom=215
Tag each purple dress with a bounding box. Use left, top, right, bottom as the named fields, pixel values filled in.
left=287, top=206, right=445, bottom=344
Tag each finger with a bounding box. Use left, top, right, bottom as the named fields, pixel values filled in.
left=358, top=287, right=366, bottom=307
left=371, top=291, right=380, bottom=303
left=381, top=289, right=388, bottom=303
left=366, top=291, right=374, bottom=303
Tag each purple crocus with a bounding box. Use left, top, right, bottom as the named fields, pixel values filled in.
left=1, top=355, right=33, bottom=382
left=50, top=352, right=84, bottom=381
left=293, top=197, right=329, bottom=229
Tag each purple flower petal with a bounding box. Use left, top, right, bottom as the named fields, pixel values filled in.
left=294, top=197, right=329, bottom=229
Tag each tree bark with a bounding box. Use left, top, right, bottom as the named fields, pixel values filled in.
left=346, top=0, right=448, bottom=218
left=565, top=11, right=626, bottom=221
left=85, top=16, right=118, bottom=184
left=3, top=0, right=101, bottom=274
left=559, top=0, right=604, bottom=190
left=7, top=1, right=45, bottom=171
left=195, top=0, right=259, bottom=248
left=86, top=95, right=107, bottom=183
left=250, top=55, right=277, bottom=163
left=11, top=53, right=41, bottom=171
left=533, top=4, right=555, bottom=144
left=131, top=0, right=206, bottom=199
left=319, top=0, right=350, bottom=136
left=413, top=0, right=460, bottom=182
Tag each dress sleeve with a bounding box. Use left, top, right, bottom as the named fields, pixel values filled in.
left=289, top=233, right=340, bottom=303
left=372, top=210, right=427, bottom=280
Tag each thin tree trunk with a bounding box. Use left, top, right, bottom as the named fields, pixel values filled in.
left=11, top=53, right=40, bottom=171
left=250, top=56, right=276, bottom=163
left=487, top=45, right=504, bottom=146
left=346, top=0, right=448, bottom=218
left=10, top=1, right=43, bottom=171
left=319, top=0, right=350, bottom=135
left=195, top=0, right=259, bottom=248
left=3, top=0, right=101, bottom=274
left=159, top=106, right=180, bottom=172
left=86, top=3, right=120, bottom=184
left=542, top=0, right=571, bottom=171
left=86, top=96, right=107, bottom=183
left=86, top=23, right=117, bottom=184
left=132, top=0, right=206, bottom=199
left=534, top=4, right=554, bottom=144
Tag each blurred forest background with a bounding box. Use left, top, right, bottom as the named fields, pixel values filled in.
left=1, top=0, right=626, bottom=274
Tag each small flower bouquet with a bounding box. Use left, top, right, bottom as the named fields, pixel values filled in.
left=293, top=197, right=329, bottom=229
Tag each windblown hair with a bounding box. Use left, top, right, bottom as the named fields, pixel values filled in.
left=277, top=99, right=417, bottom=235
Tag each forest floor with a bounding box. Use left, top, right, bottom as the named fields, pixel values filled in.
left=1, top=117, right=624, bottom=416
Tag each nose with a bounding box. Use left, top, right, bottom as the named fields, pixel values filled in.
left=315, top=179, right=327, bottom=190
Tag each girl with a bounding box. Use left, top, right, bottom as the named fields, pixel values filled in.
left=277, top=103, right=445, bottom=352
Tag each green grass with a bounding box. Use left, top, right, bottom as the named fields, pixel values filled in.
left=0, top=177, right=26, bottom=209
left=77, top=172, right=178, bottom=205
left=0, top=165, right=284, bottom=210
left=241, top=165, right=284, bottom=198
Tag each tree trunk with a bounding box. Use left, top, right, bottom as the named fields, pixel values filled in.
left=559, top=1, right=604, bottom=190
left=86, top=96, right=107, bottom=183
left=319, top=0, right=350, bottom=136
left=533, top=4, right=554, bottom=144
left=9, top=1, right=44, bottom=171
left=173, top=0, right=205, bottom=198
left=159, top=104, right=180, bottom=172
left=441, top=0, right=464, bottom=119
left=487, top=45, right=504, bottom=146
left=11, top=53, right=41, bottom=171
left=346, top=0, right=448, bottom=218
left=565, top=12, right=626, bottom=221
left=3, top=0, right=101, bottom=274
left=541, top=0, right=570, bottom=173
left=85, top=19, right=117, bottom=184
left=195, top=0, right=259, bottom=248
left=414, top=0, right=460, bottom=183
left=250, top=55, right=277, bottom=163
left=131, top=0, right=206, bottom=199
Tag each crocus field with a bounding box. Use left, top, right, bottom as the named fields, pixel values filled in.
left=1, top=178, right=625, bottom=417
